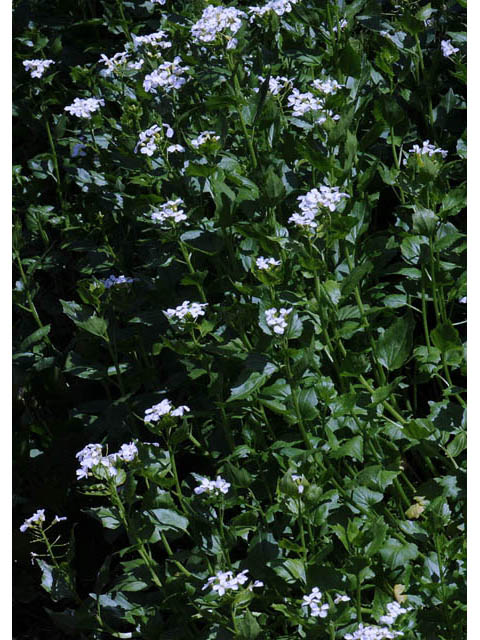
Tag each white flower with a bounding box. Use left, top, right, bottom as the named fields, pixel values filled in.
left=379, top=601, right=412, bottom=626
left=164, top=301, right=208, bottom=322
left=191, top=5, right=246, bottom=44
left=135, top=123, right=173, bottom=157
left=167, top=144, right=185, bottom=153
left=20, top=509, right=46, bottom=533
left=64, top=97, right=105, bottom=118
left=311, top=78, right=343, bottom=95
left=344, top=624, right=404, bottom=640
left=249, top=0, right=299, bottom=21
left=151, top=0, right=167, bottom=4
left=145, top=399, right=190, bottom=422
left=202, top=569, right=263, bottom=595
left=143, top=57, right=189, bottom=93
left=441, top=39, right=459, bottom=58
left=99, top=51, right=129, bottom=76
left=287, top=89, right=324, bottom=116
left=334, top=593, right=351, bottom=604
left=128, top=59, right=144, bottom=70
left=53, top=516, right=68, bottom=524
left=459, top=296, right=467, bottom=304
left=288, top=211, right=318, bottom=230
left=256, top=256, right=281, bottom=270
left=23, top=59, right=55, bottom=78
left=332, top=18, right=348, bottom=32
left=406, top=139, right=448, bottom=159
left=117, top=442, right=138, bottom=462
left=132, top=30, right=171, bottom=49
left=151, top=198, right=187, bottom=225
left=191, top=130, right=220, bottom=149
left=194, top=475, right=231, bottom=496
left=302, top=587, right=329, bottom=617
left=101, top=274, right=134, bottom=288
left=298, top=185, right=350, bottom=214
left=254, top=75, right=292, bottom=96
left=291, top=474, right=305, bottom=494
left=265, top=307, right=292, bottom=335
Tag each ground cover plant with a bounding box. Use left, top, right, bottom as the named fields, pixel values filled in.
left=13, top=0, right=466, bottom=638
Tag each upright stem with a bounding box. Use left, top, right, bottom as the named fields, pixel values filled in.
left=44, top=118, right=65, bottom=213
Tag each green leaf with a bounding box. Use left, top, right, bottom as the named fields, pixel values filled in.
left=341, top=262, right=373, bottom=297
left=379, top=538, right=419, bottom=569
left=412, top=207, right=438, bottom=236
left=180, top=229, right=224, bottom=255
left=228, top=362, right=277, bottom=401
left=352, top=486, right=384, bottom=510
left=446, top=431, right=466, bottom=457
left=36, top=560, right=77, bottom=602
left=86, top=507, right=122, bottom=530
left=331, top=435, right=363, bottom=462
left=323, top=280, right=342, bottom=305
left=377, top=314, right=414, bottom=370
left=146, top=509, right=189, bottom=533
left=236, top=610, right=261, bottom=640
left=60, top=300, right=108, bottom=339
left=365, top=518, right=388, bottom=557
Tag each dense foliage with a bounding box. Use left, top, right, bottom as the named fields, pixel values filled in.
left=13, top=0, right=466, bottom=638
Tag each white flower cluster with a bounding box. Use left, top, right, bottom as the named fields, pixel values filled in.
left=265, top=307, right=292, bottom=335
left=256, top=256, right=281, bottom=270
left=133, top=30, right=171, bottom=49
left=344, top=625, right=404, bottom=640
left=249, top=0, right=299, bottom=21
left=102, top=274, right=134, bottom=288
left=144, top=399, right=190, bottom=422
left=191, top=131, right=220, bottom=149
left=194, top=475, right=231, bottom=496
left=289, top=185, right=349, bottom=229
left=405, top=140, right=448, bottom=161
left=203, top=569, right=263, bottom=596
left=312, top=78, right=343, bottom=95
left=19, top=509, right=46, bottom=532
left=151, top=198, right=187, bottom=225
left=191, top=5, right=246, bottom=48
left=64, top=97, right=105, bottom=118
left=23, top=59, right=55, bottom=78
left=302, top=587, right=330, bottom=617
left=143, top=57, right=189, bottom=93
left=441, top=39, right=459, bottom=58
left=135, top=123, right=174, bottom=156
left=75, top=442, right=138, bottom=481
left=164, top=301, right=208, bottom=322
left=379, top=601, right=412, bottom=626
left=254, top=75, right=292, bottom=96
left=287, top=89, right=324, bottom=116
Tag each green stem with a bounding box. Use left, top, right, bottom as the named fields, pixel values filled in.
left=44, top=118, right=65, bottom=213
left=229, top=57, right=258, bottom=169
left=179, top=242, right=207, bottom=302
left=344, top=247, right=387, bottom=387
left=435, top=533, right=454, bottom=636
left=111, top=487, right=163, bottom=589
left=284, top=341, right=311, bottom=449
left=160, top=532, right=192, bottom=577
left=356, top=572, right=362, bottom=623
left=168, top=445, right=188, bottom=514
